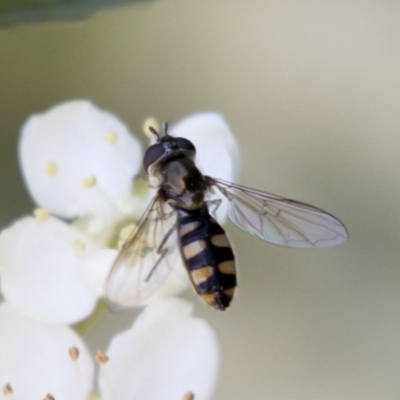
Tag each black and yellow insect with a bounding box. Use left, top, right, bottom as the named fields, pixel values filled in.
left=177, top=204, right=236, bottom=309
left=106, top=122, right=348, bottom=311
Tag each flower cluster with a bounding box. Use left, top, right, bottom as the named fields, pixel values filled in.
left=0, top=100, right=239, bottom=399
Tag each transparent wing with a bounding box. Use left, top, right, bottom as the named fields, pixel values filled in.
left=105, top=194, right=179, bottom=311
left=208, top=177, right=348, bottom=248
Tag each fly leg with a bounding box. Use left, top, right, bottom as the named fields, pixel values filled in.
left=206, top=199, right=222, bottom=219
left=149, top=199, right=176, bottom=223
left=145, top=224, right=177, bottom=282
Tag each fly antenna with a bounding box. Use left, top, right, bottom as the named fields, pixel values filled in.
left=162, top=121, right=170, bottom=137
left=148, top=126, right=161, bottom=140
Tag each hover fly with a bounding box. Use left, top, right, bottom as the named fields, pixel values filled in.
left=106, top=122, right=348, bottom=311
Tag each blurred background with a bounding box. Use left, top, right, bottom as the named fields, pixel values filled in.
left=1, top=1, right=400, bottom=399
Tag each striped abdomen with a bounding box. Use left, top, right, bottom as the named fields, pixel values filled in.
left=177, top=206, right=236, bottom=311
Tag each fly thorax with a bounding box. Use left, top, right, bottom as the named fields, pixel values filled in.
left=160, top=159, right=206, bottom=206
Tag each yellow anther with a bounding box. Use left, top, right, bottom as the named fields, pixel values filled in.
left=34, top=208, right=49, bottom=222
left=143, top=117, right=160, bottom=139
left=105, top=131, right=118, bottom=144
left=132, top=177, right=149, bottom=196
left=44, top=161, right=58, bottom=177
left=95, top=350, right=109, bottom=364
left=82, top=176, right=96, bottom=188
left=118, top=223, right=148, bottom=250
left=87, top=394, right=100, bottom=400
left=3, top=383, right=13, bottom=395
left=119, top=224, right=138, bottom=241
left=68, top=346, right=79, bottom=361
left=72, top=240, right=86, bottom=253
left=117, top=238, right=126, bottom=250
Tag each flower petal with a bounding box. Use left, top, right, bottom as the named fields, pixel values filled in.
left=19, top=100, right=142, bottom=219
left=99, top=298, right=219, bottom=400
left=104, top=245, right=190, bottom=310
left=0, top=216, right=99, bottom=324
left=171, top=113, right=240, bottom=223
left=171, top=112, right=239, bottom=182
left=82, top=248, right=118, bottom=298
left=0, top=303, right=94, bottom=400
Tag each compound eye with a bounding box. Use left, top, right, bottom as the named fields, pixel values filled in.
left=143, top=143, right=165, bottom=173
left=175, top=137, right=196, bottom=152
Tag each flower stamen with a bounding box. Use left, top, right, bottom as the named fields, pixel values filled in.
left=182, top=392, right=195, bottom=400
left=119, top=224, right=138, bottom=241
left=68, top=346, right=79, bottom=361
left=117, top=224, right=141, bottom=249
left=82, top=176, right=97, bottom=189
left=44, top=161, right=58, bottom=177
left=71, top=240, right=86, bottom=254
left=105, top=131, right=118, bottom=145
left=95, top=350, right=109, bottom=364
left=67, top=346, right=89, bottom=399
left=117, top=223, right=149, bottom=255
left=81, top=178, right=125, bottom=217
left=34, top=208, right=49, bottom=222
left=3, top=383, right=13, bottom=395
left=43, top=394, right=55, bottom=400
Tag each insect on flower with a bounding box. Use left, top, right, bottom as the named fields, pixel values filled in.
left=106, top=122, right=348, bottom=311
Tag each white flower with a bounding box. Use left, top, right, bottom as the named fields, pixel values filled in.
left=0, top=214, right=100, bottom=324
left=0, top=302, right=94, bottom=400
left=15, top=100, right=239, bottom=311
left=19, top=100, right=142, bottom=223
left=99, top=298, right=219, bottom=400
left=0, top=298, right=218, bottom=400
left=0, top=100, right=236, bottom=400
left=19, top=101, right=238, bottom=240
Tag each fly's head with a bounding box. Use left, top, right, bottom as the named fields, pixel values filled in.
left=143, top=122, right=196, bottom=177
